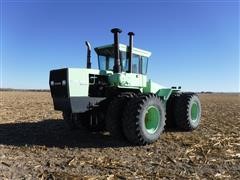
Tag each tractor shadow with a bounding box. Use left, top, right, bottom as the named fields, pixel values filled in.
left=0, top=119, right=132, bottom=148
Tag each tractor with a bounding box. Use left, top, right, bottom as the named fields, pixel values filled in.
left=49, top=28, right=201, bottom=145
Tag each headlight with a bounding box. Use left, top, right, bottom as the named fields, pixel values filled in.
left=62, top=80, right=66, bottom=86
left=50, top=81, right=54, bottom=86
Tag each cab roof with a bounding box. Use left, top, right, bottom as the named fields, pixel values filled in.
left=94, top=43, right=152, bottom=58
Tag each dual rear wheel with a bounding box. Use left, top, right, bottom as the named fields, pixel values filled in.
left=105, top=93, right=166, bottom=145
left=106, top=92, right=201, bottom=145
left=166, top=93, right=201, bottom=131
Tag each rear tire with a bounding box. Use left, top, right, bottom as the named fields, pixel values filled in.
left=165, top=93, right=180, bottom=128
left=62, top=111, right=82, bottom=130
left=106, top=92, right=136, bottom=138
left=122, top=94, right=166, bottom=145
left=174, top=93, right=201, bottom=131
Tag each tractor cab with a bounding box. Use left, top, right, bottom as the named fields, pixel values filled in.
left=94, top=44, right=151, bottom=75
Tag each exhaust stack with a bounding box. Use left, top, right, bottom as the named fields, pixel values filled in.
left=128, top=32, right=135, bottom=73
left=85, top=41, right=91, bottom=69
left=111, top=28, right=122, bottom=73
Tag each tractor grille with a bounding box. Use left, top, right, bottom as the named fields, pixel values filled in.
left=49, top=68, right=68, bottom=98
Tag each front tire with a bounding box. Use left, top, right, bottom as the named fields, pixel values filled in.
left=122, top=94, right=166, bottom=145
left=106, top=92, right=136, bottom=138
left=62, top=111, right=82, bottom=130
left=81, top=109, right=105, bottom=132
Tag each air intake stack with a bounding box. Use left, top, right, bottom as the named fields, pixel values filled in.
left=85, top=41, right=91, bottom=69
left=111, top=28, right=122, bottom=73
left=128, top=32, right=135, bottom=73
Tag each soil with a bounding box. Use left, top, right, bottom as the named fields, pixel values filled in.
left=0, top=91, right=239, bottom=179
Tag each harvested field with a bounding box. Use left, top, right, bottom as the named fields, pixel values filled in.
left=0, top=91, right=239, bottom=179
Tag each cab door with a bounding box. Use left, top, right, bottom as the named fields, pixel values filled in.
left=122, top=54, right=147, bottom=88
left=132, top=55, right=148, bottom=87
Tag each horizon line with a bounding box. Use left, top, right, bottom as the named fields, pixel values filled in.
left=0, top=88, right=239, bottom=94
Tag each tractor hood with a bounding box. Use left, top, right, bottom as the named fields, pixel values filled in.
left=49, top=68, right=112, bottom=98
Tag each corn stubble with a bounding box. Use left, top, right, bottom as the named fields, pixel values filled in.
left=0, top=91, right=239, bottom=179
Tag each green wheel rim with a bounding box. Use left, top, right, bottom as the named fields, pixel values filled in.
left=144, top=106, right=160, bottom=134
left=191, top=101, right=199, bottom=122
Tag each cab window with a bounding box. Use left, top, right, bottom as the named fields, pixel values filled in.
left=98, top=55, right=114, bottom=71
left=121, top=51, right=129, bottom=72
left=99, top=55, right=106, bottom=70
left=141, top=56, right=148, bottom=75
left=107, top=57, right=114, bottom=70
left=132, top=54, right=140, bottom=74
left=98, top=52, right=148, bottom=74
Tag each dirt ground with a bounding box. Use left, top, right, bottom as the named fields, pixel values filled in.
left=0, top=91, right=239, bottom=179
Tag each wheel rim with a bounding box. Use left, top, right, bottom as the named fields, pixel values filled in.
left=191, top=101, right=200, bottom=122
left=144, top=106, right=160, bottom=134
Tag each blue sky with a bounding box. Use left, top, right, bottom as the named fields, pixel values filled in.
left=1, top=0, right=239, bottom=92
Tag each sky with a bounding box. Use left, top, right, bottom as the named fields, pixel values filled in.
left=1, top=0, right=239, bottom=92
